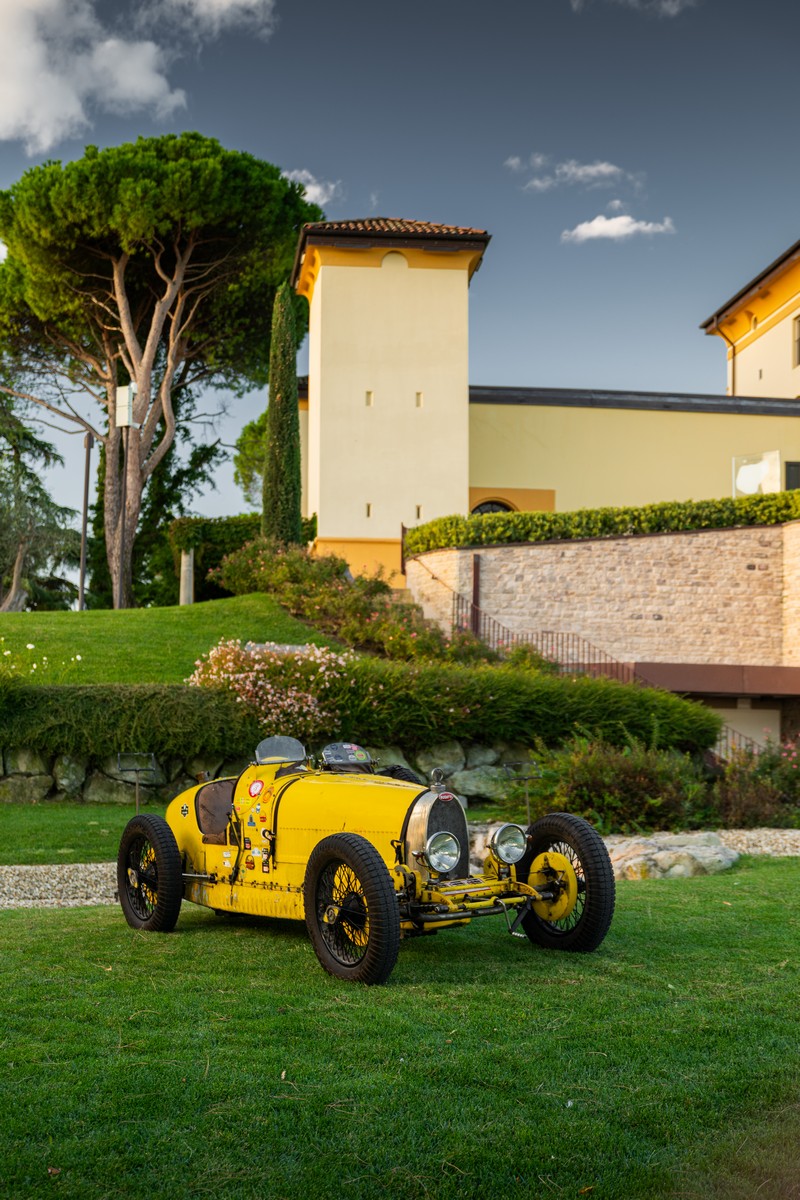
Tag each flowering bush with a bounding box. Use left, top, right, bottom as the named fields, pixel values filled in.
left=187, top=639, right=353, bottom=740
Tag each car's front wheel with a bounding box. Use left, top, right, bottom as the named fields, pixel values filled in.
left=304, top=834, right=400, bottom=984
left=117, top=814, right=183, bottom=932
left=516, top=813, right=615, bottom=952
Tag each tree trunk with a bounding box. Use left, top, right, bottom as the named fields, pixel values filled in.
left=0, top=539, right=29, bottom=612
left=104, top=421, right=144, bottom=609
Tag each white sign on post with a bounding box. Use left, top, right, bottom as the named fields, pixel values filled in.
left=115, top=384, right=137, bottom=428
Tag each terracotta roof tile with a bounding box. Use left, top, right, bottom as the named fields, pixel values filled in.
left=301, top=217, right=489, bottom=238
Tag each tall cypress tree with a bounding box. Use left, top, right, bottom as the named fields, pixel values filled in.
left=261, top=282, right=302, bottom=544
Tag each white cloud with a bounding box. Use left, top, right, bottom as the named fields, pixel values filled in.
left=0, top=241, right=7, bottom=263
left=145, top=0, right=277, bottom=40
left=0, top=0, right=185, bottom=154
left=607, top=198, right=626, bottom=212
left=283, top=169, right=342, bottom=209
left=561, top=213, right=675, bottom=243
left=504, top=152, right=549, bottom=173
left=523, top=157, right=629, bottom=193
left=568, top=0, right=696, bottom=14
left=0, top=0, right=279, bottom=155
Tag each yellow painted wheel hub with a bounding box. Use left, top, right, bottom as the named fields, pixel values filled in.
left=528, top=850, right=578, bottom=922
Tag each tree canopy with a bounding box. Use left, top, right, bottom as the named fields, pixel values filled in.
left=0, top=132, right=321, bottom=605
left=0, top=394, right=77, bottom=611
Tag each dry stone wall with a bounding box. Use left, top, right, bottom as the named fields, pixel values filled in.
left=408, top=522, right=800, bottom=666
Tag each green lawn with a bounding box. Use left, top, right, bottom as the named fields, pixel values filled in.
left=0, top=594, right=335, bottom=684
left=0, top=802, right=167, bottom=866
left=1, top=858, right=799, bottom=1199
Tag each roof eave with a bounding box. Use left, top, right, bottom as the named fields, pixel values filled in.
left=700, top=234, right=800, bottom=332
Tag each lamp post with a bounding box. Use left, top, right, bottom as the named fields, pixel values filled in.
left=77, top=432, right=94, bottom=610
left=115, top=384, right=136, bottom=610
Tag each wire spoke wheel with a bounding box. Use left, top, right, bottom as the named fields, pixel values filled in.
left=123, top=835, right=160, bottom=920
left=317, top=863, right=371, bottom=965
left=304, top=834, right=400, bottom=984
left=117, top=814, right=183, bottom=933
left=517, top=813, right=615, bottom=952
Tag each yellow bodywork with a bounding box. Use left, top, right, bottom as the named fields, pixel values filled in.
left=165, top=761, right=557, bottom=933
left=166, top=762, right=421, bottom=923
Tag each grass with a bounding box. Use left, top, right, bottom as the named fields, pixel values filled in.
left=1, top=857, right=799, bottom=1198
left=0, top=802, right=167, bottom=866
left=0, top=594, right=336, bottom=685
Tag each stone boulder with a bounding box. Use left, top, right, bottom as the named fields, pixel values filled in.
left=605, top=831, right=739, bottom=880
left=415, top=741, right=465, bottom=779
left=5, top=747, right=50, bottom=776
left=365, top=745, right=415, bottom=773
left=466, top=744, right=499, bottom=769
left=449, top=766, right=511, bottom=802
left=0, top=774, right=54, bottom=803
left=53, top=755, right=87, bottom=796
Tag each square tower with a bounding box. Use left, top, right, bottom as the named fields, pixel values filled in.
left=292, top=218, right=490, bottom=580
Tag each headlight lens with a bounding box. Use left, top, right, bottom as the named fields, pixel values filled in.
left=424, top=831, right=461, bottom=874
left=489, top=823, right=528, bottom=865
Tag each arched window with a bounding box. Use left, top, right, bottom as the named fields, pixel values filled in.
left=471, top=500, right=513, bottom=515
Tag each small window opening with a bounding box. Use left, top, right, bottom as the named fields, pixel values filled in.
left=365, top=503, right=372, bottom=518
left=365, top=390, right=374, bottom=407
left=415, top=505, right=423, bottom=520
left=786, top=462, right=800, bottom=491
left=415, top=392, right=424, bottom=408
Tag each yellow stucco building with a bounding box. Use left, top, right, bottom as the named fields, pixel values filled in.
left=292, top=218, right=800, bottom=581
left=701, top=235, right=800, bottom=401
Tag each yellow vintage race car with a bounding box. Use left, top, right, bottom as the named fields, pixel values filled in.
left=117, top=736, right=615, bottom=985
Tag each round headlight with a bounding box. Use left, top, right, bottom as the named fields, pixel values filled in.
left=424, top=831, right=461, bottom=875
left=489, top=823, right=528, bottom=865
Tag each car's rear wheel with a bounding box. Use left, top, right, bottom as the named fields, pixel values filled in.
left=304, top=834, right=400, bottom=984
left=516, top=813, right=615, bottom=952
left=117, top=814, right=183, bottom=932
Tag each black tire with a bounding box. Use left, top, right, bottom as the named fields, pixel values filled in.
left=516, top=813, right=615, bottom=952
left=304, top=833, right=400, bottom=985
left=378, top=765, right=424, bottom=786
left=117, top=814, right=183, bottom=933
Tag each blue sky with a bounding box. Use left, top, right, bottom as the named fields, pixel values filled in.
left=1, top=0, right=798, bottom=514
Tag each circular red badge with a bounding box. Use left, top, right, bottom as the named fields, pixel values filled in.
left=249, top=779, right=264, bottom=798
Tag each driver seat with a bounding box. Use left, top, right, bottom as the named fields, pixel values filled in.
left=196, top=779, right=236, bottom=844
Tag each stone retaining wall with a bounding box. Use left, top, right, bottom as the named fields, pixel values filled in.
left=407, top=521, right=800, bottom=666
left=0, top=739, right=531, bottom=805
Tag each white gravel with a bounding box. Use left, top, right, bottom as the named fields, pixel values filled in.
left=0, top=828, right=798, bottom=910
left=0, top=862, right=117, bottom=910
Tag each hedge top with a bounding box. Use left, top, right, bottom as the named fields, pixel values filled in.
left=404, top=492, right=800, bottom=556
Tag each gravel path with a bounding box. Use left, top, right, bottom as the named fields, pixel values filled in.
left=1, top=828, right=799, bottom=910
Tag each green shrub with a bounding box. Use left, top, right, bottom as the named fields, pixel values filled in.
left=211, top=537, right=495, bottom=664
left=492, top=735, right=800, bottom=835
left=0, top=651, right=720, bottom=763
left=499, top=737, right=715, bottom=834
left=404, top=491, right=800, bottom=556
left=168, top=515, right=317, bottom=602
left=317, top=657, right=719, bottom=752
left=0, top=683, right=260, bottom=760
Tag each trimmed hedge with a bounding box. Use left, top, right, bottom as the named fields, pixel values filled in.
left=0, top=684, right=261, bottom=761
left=404, top=492, right=800, bottom=556
left=332, top=658, right=720, bottom=752
left=0, top=658, right=719, bottom=761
